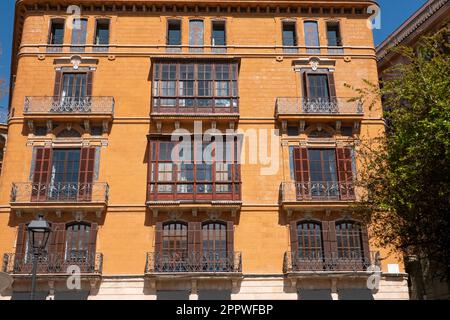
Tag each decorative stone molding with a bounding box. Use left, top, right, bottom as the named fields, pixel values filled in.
left=293, top=57, right=336, bottom=72
left=168, top=211, right=183, bottom=221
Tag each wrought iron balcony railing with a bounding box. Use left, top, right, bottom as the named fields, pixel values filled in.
left=147, top=181, right=241, bottom=203
left=145, top=251, right=242, bottom=274
left=11, top=182, right=109, bottom=204
left=2, top=252, right=103, bottom=275
left=24, top=96, right=115, bottom=115
left=281, top=181, right=356, bottom=202
left=283, top=251, right=380, bottom=273
left=276, top=97, right=363, bottom=116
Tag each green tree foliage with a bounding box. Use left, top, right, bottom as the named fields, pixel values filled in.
left=354, top=29, right=450, bottom=280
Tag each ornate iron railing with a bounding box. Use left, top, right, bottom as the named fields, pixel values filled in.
left=2, top=252, right=103, bottom=275
left=276, top=97, right=363, bottom=116
left=24, top=96, right=115, bottom=115
left=283, top=251, right=380, bottom=273
left=145, top=251, right=242, bottom=274
left=10, top=182, right=109, bottom=204
left=281, top=181, right=355, bottom=202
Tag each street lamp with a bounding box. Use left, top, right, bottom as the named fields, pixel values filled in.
left=27, top=215, right=51, bottom=300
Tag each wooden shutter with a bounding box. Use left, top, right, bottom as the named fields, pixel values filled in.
left=188, top=222, right=202, bottom=253
left=54, top=71, right=63, bottom=96
left=78, top=147, right=96, bottom=201
left=293, top=147, right=310, bottom=200
left=86, top=72, right=93, bottom=96
left=15, top=223, right=27, bottom=256
left=50, top=223, right=67, bottom=259
left=188, top=222, right=201, bottom=271
left=302, top=72, right=309, bottom=99
left=226, top=221, right=234, bottom=253
left=322, top=221, right=337, bottom=268
left=336, top=147, right=355, bottom=200
left=289, top=221, right=298, bottom=257
left=327, top=72, right=337, bottom=100
left=155, top=222, right=163, bottom=254
left=293, top=147, right=309, bottom=183
left=32, top=147, right=52, bottom=202
left=361, top=225, right=371, bottom=268
left=88, top=223, right=98, bottom=255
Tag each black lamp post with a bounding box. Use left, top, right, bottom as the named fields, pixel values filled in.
left=27, top=215, right=51, bottom=300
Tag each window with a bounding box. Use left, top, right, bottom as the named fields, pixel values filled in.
left=49, top=149, right=81, bottom=200
left=31, top=147, right=97, bottom=202
left=282, top=21, right=297, bottom=53
left=48, top=19, right=65, bottom=52
left=189, top=20, right=204, bottom=52
left=71, top=19, right=88, bottom=52
left=148, top=138, right=240, bottom=201
left=291, top=147, right=355, bottom=200
left=202, top=222, right=227, bottom=253
left=302, top=72, right=336, bottom=108
left=94, top=19, right=110, bottom=52
left=65, top=223, right=91, bottom=260
left=152, top=61, right=238, bottom=109
left=212, top=21, right=226, bottom=52
left=167, top=19, right=181, bottom=51
left=326, top=21, right=343, bottom=54
left=202, top=222, right=228, bottom=271
left=335, top=222, right=364, bottom=260
left=308, top=149, right=338, bottom=198
left=306, top=74, right=330, bottom=99
left=160, top=222, right=188, bottom=271
left=304, top=21, right=320, bottom=54
left=297, top=222, right=324, bottom=260
left=61, top=73, right=88, bottom=98
left=154, top=221, right=234, bottom=272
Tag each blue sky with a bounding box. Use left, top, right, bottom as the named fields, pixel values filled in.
left=0, top=0, right=428, bottom=113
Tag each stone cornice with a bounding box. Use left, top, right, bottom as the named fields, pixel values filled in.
left=376, top=0, right=449, bottom=63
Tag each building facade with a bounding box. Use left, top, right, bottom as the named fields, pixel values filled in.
left=376, top=0, right=450, bottom=300
left=0, top=0, right=409, bottom=300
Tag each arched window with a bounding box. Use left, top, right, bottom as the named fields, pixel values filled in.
left=297, top=221, right=324, bottom=260
left=202, top=222, right=227, bottom=253
left=335, top=221, right=364, bottom=260
left=65, top=222, right=91, bottom=260
left=162, top=222, right=188, bottom=254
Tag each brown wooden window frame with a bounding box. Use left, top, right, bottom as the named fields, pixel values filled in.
left=292, top=146, right=355, bottom=201
left=147, top=137, right=241, bottom=202
left=282, top=20, right=298, bottom=53
left=93, top=18, right=111, bottom=52
left=290, top=219, right=370, bottom=271
left=14, top=220, right=98, bottom=273
left=30, top=146, right=97, bottom=202
left=302, top=70, right=337, bottom=101
left=152, top=60, right=239, bottom=113
left=211, top=20, right=227, bottom=53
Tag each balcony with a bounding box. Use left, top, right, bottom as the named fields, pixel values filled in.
left=10, top=182, right=109, bottom=214
left=283, top=251, right=380, bottom=275
left=147, top=182, right=242, bottom=210
left=23, top=96, right=115, bottom=121
left=281, top=181, right=355, bottom=210
left=275, top=97, right=364, bottom=121
left=2, top=252, right=103, bottom=278
left=145, top=251, right=242, bottom=279
left=151, top=98, right=239, bottom=121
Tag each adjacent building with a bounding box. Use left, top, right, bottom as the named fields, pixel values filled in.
left=376, top=0, right=450, bottom=300
left=0, top=0, right=409, bottom=300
